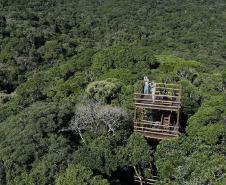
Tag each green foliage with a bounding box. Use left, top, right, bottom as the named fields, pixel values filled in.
left=56, top=164, right=109, bottom=185
left=38, top=40, right=64, bottom=62
left=180, top=80, right=201, bottom=115
left=0, top=101, right=75, bottom=184
left=154, top=55, right=202, bottom=82
left=73, top=132, right=152, bottom=180
left=74, top=135, right=120, bottom=176
left=99, top=68, right=136, bottom=84
left=194, top=73, right=225, bottom=98
left=86, top=78, right=122, bottom=103
left=91, top=44, right=158, bottom=78
left=126, top=133, right=151, bottom=167
left=155, top=137, right=226, bottom=184
left=186, top=94, right=226, bottom=145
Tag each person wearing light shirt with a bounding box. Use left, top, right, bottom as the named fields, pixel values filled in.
left=143, top=76, right=149, bottom=94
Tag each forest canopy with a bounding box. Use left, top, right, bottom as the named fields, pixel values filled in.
left=0, top=0, right=226, bottom=184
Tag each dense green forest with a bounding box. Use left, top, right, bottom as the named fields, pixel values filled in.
left=0, top=0, right=226, bottom=184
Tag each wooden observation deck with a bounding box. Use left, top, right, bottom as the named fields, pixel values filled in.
left=133, top=83, right=181, bottom=140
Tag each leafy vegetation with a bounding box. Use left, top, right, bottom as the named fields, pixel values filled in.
left=0, top=0, right=226, bottom=184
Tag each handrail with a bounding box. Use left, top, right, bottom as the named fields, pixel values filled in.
left=134, top=126, right=179, bottom=135
left=134, top=98, right=181, bottom=104
left=135, top=102, right=180, bottom=109
left=155, top=90, right=180, bottom=94
left=155, top=87, right=180, bottom=91
left=134, top=122, right=179, bottom=130
left=156, top=82, right=180, bottom=86
left=138, top=80, right=180, bottom=87
left=134, top=93, right=179, bottom=98
left=138, top=120, right=162, bottom=125
left=135, top=106, right=180, bottom=112
left=135, top=121, right=179, bottom=128
left=134, top=126, right=179, bottom=134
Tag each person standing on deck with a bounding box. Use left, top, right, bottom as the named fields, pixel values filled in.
left=143, top=76, right=149, bottom=94
left=151, top=81, right=156, bottom=102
